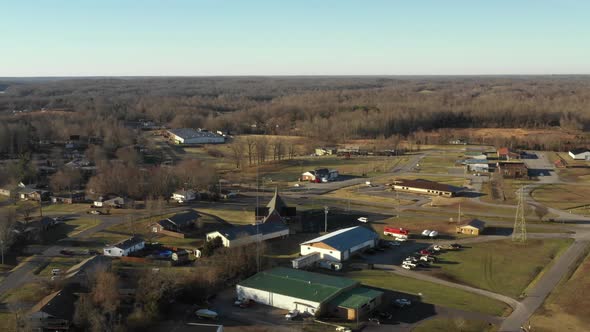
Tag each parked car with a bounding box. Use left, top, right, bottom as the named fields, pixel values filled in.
left=419, top=249, right=433, bottom=256
left=51, top=268, right=62, bottom=276
left=393, top=298, right=412, bottom=308
left=87, top=210, right=103, bottom=215
left=357, top=217, right=368, bottom=223
left=402, top=261, right=417, bottom=268
left=368, top=317, right=381, bottom=325
left=60, top=249, right=74, bottom=256
left=421, top=229, right=432, bottom=237
left=405, top=256, right=418, bottom=262
left=451, top=243, right=463, bottom=249
left=401, top=264, right=412, bottom=270
left=432, top=245, right=442, bottom=251
left=195, top=309, right=218, bottom=320
left=417, top=261, right=430, bottom=268
left=420, top=255, right=436, bottom=262
left=285, top=309, right=299, bottom=320
left=395, top=237, right=407, bottom=242
left=428, top=230, right=439, bottom=238
left=335, top=327, right=352, bottom=332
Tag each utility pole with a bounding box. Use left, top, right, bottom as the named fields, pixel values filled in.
left=1, top=239, right=4, bottom=265
left=513, top=186, right=527, bottom=242
left=324, top=206, right=329, bottom=233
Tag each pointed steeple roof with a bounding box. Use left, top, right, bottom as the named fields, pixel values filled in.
left=266, top=187, right=287, bottom=216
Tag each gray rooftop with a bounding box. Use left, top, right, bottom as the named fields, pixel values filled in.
left=168, top=128, right=223, bottom=139
left=301, top=226, right=379, bottom=252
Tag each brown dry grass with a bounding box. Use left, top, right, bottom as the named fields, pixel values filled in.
left=530, top=251, right=590, bottom=332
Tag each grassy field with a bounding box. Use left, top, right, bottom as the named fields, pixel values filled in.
left=347, top=270, right=509, bottom=316
left=0, top=312, right=16, bottom=332
left=412, top=318, right=497, bottom=332
left=1, top=281, right=51, bottom=304
left=480, top=177, right=536, bottom=205
left=432, top=238, right=573, bottom=298
left=530, top=251, right=590, bottom=332
left=532, top=184, right=590, bottom=216
left=197, top=207, right=254, bottom=225
left=66, top=217, right=100, bottom=236
left=37, top=256, right=83, bottom=277
left=325, top=184, right=416, bottom=207
left=414, top=150, right=465, bottom=175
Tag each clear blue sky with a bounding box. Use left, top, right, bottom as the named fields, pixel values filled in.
left=1, top=0, right=589, bottom=76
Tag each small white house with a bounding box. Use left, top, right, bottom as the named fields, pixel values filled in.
left=171, top=189, right=197, bottom=203
left=300, top=226, right=378, bottom=262
left=103, top=237, right=145, bottom=257
left=569, top=148, right=590, bottom=161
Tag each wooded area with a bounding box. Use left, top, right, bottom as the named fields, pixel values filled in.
left=1, top=76, right=589, bottom=153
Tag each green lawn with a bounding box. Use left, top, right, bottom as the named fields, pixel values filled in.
left=42, top=203, right=90, bottom=214
left=412, top=318, right=497, bottom=332
left=346, top=270, right=510, bottom=316
left=432, top=238, right=573, bottom=298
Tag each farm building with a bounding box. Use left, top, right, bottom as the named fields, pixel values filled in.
left=171, top=189, right=197, bottom=203
left=497, top=147, right=521, bottom=161
left=206, top=212, right=289, bottom=247
left=167, top=128, right=225, bottom=144
left=236, top=267, right=382, bottom=320
left=497, top=162, right=529, bottom=178
left=456, top=219, right=486, bottom=236
left=460, top=159, right=490, bottom=173
left=300, top=226, right=379, bottom=262
left=301, top=168, right=339, bottom=182
left=315, top=147, right=337, bottom=156
left=388, top=179, right=463, bottom=197
left=103, top=236, right=145, bottom=257
left=568, top=148, right=590, bottom=160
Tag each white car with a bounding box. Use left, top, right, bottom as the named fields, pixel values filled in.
left=402, top=261, right=417, bottom=268
left=432, top=245, right=442, bottom=251
left=394, top=298, right=412, bottom=308
left=401, top=264, right=413, bottom=270
left=357, top=217, right=368, bottom=223
left=395, top=237, right=408, bottom=242
left=285, top=309, right=299, bottom=320
left=421, top=229, right=432, bottom=237
left=429, top=230, right=439, bottom=238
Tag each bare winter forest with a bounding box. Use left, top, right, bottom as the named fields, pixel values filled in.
left=1, top=76, right=589, bottom=157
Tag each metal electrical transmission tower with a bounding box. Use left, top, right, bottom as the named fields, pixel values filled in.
left=513, top=186, right=527, bottom=242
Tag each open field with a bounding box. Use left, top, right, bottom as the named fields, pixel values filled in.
left=412, top=318, right=497, bottom=332
left=346, top=270, right=510, bottom=316
left=37, top=256, right=83, bottom=277
left=1, top=281, right=50, bottom=304
left=431, top=238, right=573, bottom=298
left=0, top=312, right=16, bottom=332
left=532, top=184, right=590, bottom=216
left=414, top=150, right=465, bottom=174
left=480, top=177, right=536, bottom=205
left=530, top=251, right=590, bottom=332
left=196, top=207, right=254, bottom=225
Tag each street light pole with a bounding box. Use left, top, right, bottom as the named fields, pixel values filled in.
left=324, top=206, right=329, bottom=233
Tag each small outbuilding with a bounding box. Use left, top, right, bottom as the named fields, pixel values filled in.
left=456, top=219, right=486, bottom=236
left=568, top=148, right=590, bottom=161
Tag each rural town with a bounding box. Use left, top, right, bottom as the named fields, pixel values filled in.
left=1, top=1, right=590, bottom=332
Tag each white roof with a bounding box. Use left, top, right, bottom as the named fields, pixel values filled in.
left=301, top=226, right=359, bottom=245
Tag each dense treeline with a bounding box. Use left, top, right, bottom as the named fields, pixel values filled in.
left=1, top=76, right=589, bottom=152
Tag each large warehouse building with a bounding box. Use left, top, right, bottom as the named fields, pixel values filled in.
left=236, top=267, right=382, bottom=320
left=167, top=128, right=225, bottom=144
left=299, top=226, right=379, bottom=262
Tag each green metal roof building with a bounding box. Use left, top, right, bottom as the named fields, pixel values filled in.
left=236, top=267, right=383, bottom=320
